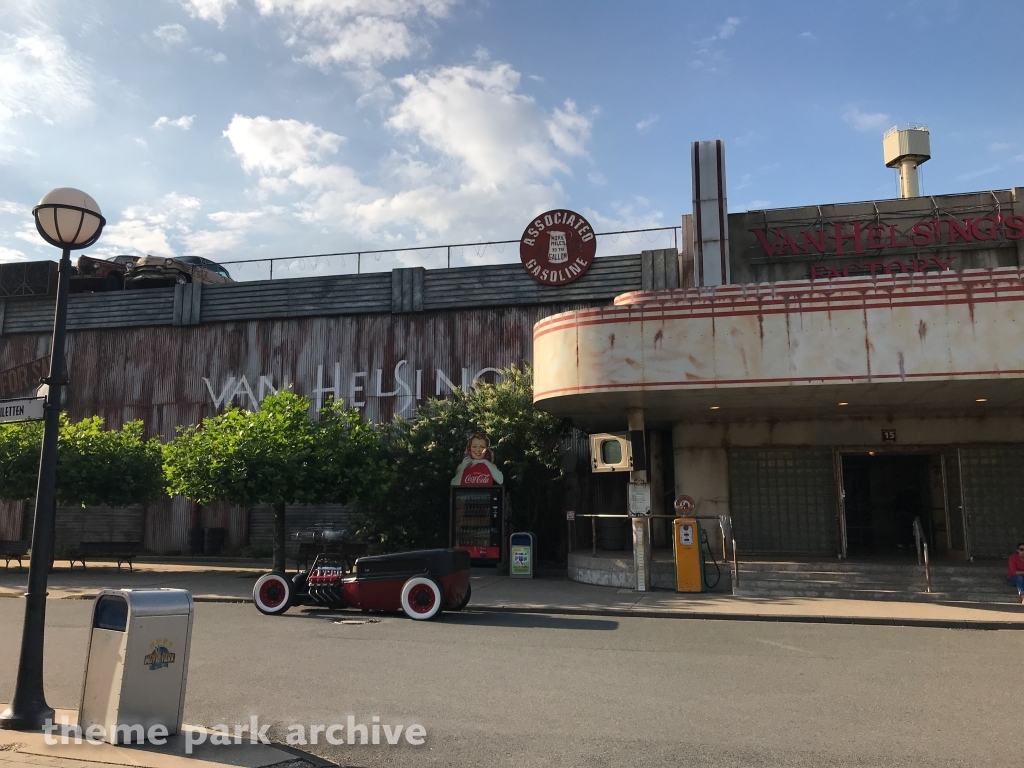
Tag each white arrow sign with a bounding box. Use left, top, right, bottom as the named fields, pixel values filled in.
left=0, top=396, right=45, bottom=424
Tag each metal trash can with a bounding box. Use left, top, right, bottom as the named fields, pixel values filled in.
left=79, top=589, right=194, bottom=744
left=509, top=532, right=536, bottom=578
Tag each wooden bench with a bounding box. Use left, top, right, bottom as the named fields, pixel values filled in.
left=70, top=541, right=141, bottom=571
left=1, top=540, right=29, bottom=570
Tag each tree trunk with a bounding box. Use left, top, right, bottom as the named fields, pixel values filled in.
left=273, top=501, right=287, bottom=573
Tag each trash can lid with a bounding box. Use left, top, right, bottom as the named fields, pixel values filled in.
left=96, top=588, right=193, bottom=617
left=510, top=532, right=533, bottom=545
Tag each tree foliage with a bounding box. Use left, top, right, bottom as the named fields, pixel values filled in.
left=0, top=415, right=164, bottom=507
left=163, top=390, right=390, bottom=571
left=355, top=364, right=571, bottom=553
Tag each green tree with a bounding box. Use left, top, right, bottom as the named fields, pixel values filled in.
left=163, top=390, right=388, bottom=572
left=356, top=364, right=571, bottom=553
left=0, top=415, right=164, bottom=507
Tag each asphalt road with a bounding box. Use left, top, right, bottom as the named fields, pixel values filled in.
left=0, top=598, right=1019, bottom=768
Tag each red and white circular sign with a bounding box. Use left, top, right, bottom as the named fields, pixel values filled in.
left=674, top=495, right=695, bottom=514
left=519, top=209, right=597, bottom=286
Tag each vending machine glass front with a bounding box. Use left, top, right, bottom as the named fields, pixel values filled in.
left=452, top=487, right=502, bottom=562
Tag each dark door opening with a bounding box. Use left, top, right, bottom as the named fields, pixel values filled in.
left=841, top=454, right=933, bottom=558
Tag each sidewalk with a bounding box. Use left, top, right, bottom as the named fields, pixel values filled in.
left=2, top=560, right=1022, bottom=628
left=0, top=709, right=323, bottom=768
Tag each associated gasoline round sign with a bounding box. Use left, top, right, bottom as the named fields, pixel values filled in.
left=519, top=209, right=597, bottom=286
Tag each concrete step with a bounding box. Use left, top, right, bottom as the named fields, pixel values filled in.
left=735, top=587, right=1021, bottom=604
left=734, top=559, right=1014, bottom=603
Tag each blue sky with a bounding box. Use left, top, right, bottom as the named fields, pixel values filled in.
left=1, top=0, right=1021, bottom=277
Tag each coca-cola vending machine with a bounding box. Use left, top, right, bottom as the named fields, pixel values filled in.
left=449, top=432, right=506, bottom=564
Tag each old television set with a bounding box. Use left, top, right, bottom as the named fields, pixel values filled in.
left=590, top=432, right=634, bottom=473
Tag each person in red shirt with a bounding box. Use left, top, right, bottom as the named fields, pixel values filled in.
left=1007, top=544, right=1024, bottom=603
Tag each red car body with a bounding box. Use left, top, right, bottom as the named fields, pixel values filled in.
left=253, top=548, right=472, bottom=620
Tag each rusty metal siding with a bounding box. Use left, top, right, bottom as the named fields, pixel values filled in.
left=0, top=499, right=24, bottom=540
left=0, top=301, right=593, bottom=432
left=249, top=503, right=357, bottom=556
left=2, top=289, right=176, bottom=335
left=199, top=501, right=249, bottom=549
left=0, top=255, right=638, bottom=553
left=41, top=505, right=146, bottom=550
left=200, top=273, right=392, bottom=323
left=422, top=255, right=641, bottom=310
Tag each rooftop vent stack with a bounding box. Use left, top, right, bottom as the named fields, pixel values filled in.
left=883, top=125, right=931, bottom=199
left=691, top=140, right=730, bottom=286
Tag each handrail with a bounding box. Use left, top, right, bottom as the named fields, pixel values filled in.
left=732, top=538, right=738, bottom=594
left=912, top=517, right=932, bottom=593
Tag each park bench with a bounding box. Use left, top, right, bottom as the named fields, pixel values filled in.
left=1, top=540, right=29, bottom=570
left=69, top=541, right=141, bottom=571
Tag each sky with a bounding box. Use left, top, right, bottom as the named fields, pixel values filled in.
left=1, top=0, right=1022, bottom=278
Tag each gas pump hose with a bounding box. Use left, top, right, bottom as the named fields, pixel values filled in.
left=700, top=527, right=722, bottom=589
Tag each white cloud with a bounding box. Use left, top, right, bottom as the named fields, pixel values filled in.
left=0, top=246, right=26, bottom=263
left=154, top=23, right=188, bottom=45
left=180, top=0, right=237, bottom=27
left=1014, top=152, right=1024, bottom=163
left=989, top=141, right=1011, bottom=152
left=153, top=115, right=195, bottom=130
left=0, top=27, right=93, bottom=131
left=843, top=105, right=890, bottom=132
left=0, top=200, right=30, bottom=215
left=716, top=17, right=741, bottom=39
left=799, top=31, right=816, bottom=40
left=388, top=63, right=588, bottom=186
left=99, top=193, right=202, bottom=257
left=249, top=0, right=457, bottom=70
left=636, top=115, right=659, bottom=133
left=182, top=229, right=245, bottom=254
left=222, top=62, right=595, bottom=250
left=225, top=115, right=345, bottom=176
left=691, top=16, right=742, bottom=72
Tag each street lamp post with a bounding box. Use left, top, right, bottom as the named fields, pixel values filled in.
left=0, top=189, right=104, bottom=731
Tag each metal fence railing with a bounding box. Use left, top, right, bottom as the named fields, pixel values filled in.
left=217, top=225, right=682, bottom=282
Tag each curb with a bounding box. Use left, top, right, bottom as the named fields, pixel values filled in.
left=463, top=604, right=1024, bottom=630
left=5, top=591, right=1021, bottom=629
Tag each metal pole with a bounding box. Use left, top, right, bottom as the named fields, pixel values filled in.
left=357, top=253, right=361, bottom=274
left=447, top=246, right=451, bottom=269
left=0, top=248, right=71, bottom=731
left=591, top=516, right=597, bottom=557
left=269, top=259, right=273, bottom=281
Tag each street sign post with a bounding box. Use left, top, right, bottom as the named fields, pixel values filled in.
left=0, top=397, right=44, bottom=424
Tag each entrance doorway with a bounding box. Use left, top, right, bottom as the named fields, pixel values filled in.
left=840, top=453, right=944, bottom=558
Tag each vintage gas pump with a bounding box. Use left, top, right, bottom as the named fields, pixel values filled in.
left=672, top=517, right=706, bottom=592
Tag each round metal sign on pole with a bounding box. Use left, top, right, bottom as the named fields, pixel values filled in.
left=674, top=495, right=695, bottom=515
left=519, top=209, right=597, bottom=286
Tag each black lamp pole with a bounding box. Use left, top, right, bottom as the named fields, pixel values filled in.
left=0, top=249, right=72, bottom=730
left=1, top=191, right=104, bottom=731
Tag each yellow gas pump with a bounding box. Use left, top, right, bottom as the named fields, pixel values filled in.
left=673, top=517, right=705, bottom=592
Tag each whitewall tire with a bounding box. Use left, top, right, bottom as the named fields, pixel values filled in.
left=253, top=572, right=292, bottom=615
left=400, top=577, right=443, bottom=620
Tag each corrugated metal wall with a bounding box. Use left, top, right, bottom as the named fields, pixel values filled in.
left=960, top=445, right=1024, bottom=558
left=0, top=499, right=23, bottom=540
left=249, top=503, right=357, bottom=556
left=728, top=448, right=839, bottom=555
left=0, top=255, right=645, bottom=554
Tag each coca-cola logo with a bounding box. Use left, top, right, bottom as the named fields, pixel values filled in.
left=520, top=209, right=597, bottom=286
left=461, top=464, right=494, bottom=485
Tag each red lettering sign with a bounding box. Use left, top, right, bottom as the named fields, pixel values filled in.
left=520, top=209, right=597, bottom=286
left=461, top=463, right=495, bottom=485
left=754, top=216, right=1017, bottom=260
left=808, top=256, right=956, bottom=280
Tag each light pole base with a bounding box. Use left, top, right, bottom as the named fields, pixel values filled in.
left=0, top=702, right=55, bottom=731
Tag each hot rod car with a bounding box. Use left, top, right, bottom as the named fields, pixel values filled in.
left=252, top=547, right=472, bottom=620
